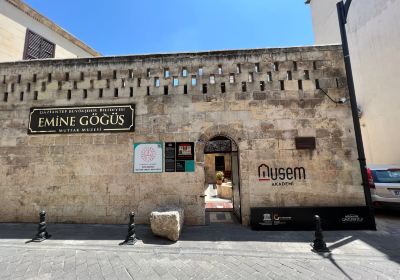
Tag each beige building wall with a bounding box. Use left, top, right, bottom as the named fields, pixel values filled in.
left=308, top=0, right=341, bottom=45
left=0, top=0, right=98, bottom=62
left=307, top=0, right=400, bottom=165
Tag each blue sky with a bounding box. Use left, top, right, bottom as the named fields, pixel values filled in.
left=24, top=0, right=314, bottom=56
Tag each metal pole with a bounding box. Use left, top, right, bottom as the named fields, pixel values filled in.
left=336, top=1, right=376, bottom=229
left=120, top=212, right=137, bottom=245
left=32, top=210, right=51, bottom=242
left=312, top=215, right=330, bottom=252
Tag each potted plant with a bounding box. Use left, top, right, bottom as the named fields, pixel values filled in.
left=216, top=171, right=224, bottom=185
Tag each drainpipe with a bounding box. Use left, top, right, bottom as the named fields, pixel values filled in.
left=337, top=0, right=376, bottom=229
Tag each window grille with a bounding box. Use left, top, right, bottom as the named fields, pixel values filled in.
left=23, top=30, right=55, bottom=60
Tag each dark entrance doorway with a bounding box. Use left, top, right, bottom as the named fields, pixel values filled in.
left=204, top=136, right=241, bottom=223
left=215, top=156, right=225, bottom=172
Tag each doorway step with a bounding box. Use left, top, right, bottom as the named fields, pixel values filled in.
left=206, top=211, right=238, bottom=224
left=205, top=201, right=233, bottom=212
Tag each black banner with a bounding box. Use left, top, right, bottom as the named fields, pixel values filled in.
left=165, top=142, right=176, bottom=172
left=28, top=104, right=135, bottom=134
left=251, top=207, right=375, bottom=231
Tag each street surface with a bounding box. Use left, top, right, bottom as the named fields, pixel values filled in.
left=0, top=211, right=399, bottom=280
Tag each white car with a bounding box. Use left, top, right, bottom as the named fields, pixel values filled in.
left=367, top=165, right=400, bottom=209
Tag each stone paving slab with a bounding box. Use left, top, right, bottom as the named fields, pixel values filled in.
left=0, top=246, right=399, bottom=280
left=1, top=222, right=400, bottom=256
left=0, top=213, right=399, bottom=279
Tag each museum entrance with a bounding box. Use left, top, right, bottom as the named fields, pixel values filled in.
left=204, top=136, right=241, bottom=223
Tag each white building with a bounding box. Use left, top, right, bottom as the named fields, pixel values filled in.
left=0, top=0, right=100, bottom=62
left=306, top=0, right=400, bottom=165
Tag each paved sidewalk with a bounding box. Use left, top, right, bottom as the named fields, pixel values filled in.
left=0, top=213, right=400, bottom=279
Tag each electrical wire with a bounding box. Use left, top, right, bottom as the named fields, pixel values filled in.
left=318, top=88, right=347, bottom=104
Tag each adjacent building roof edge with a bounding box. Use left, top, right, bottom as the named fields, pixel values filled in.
left=0, top=44, right=342, bottom=67
left=6, top=0, right=101, bottom=57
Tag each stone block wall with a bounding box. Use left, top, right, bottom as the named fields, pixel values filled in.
left=0, top=45, right=365, bottom=225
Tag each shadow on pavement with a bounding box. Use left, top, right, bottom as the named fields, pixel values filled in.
left=323, top=253, right=354, bottom=280
left=0, top=223, right=126, bottom=241
left=0, top=223, right=315, bottom=243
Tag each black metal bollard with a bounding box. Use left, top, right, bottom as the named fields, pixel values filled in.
left=121, top=212, right=137, bottom=245
left=32, top=210, right=51, bottom=242
left=312, top=215, right=330, bottom=252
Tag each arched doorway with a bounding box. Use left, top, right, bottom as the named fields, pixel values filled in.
left=203, top=136, right=241, bottom=223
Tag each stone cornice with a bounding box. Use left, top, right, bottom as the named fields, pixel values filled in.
left=0, top=44, right=342, bottom=67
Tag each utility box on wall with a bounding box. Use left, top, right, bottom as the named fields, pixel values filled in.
left=295, top=137, right=316, bottom=150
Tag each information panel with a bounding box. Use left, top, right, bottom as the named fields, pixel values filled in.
left=164, top=142, right=195, bottom=173
left=251, top=207, right=375, bottom=231
left=134, top=142, right=163, bottom=173
left=165, top=142, right=176, bottom=172
left=28, top=104, right=135, bottom=134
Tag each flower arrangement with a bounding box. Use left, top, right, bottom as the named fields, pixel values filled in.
left=216, top=171, right=224, bottom=184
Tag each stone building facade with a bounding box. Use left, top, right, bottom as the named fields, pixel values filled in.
left=0, top=45, right=366, bottom=226
left=0, top=0, right=100, bottom=62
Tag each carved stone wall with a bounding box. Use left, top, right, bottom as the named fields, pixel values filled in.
left=0, top=45, right=365, bottom=225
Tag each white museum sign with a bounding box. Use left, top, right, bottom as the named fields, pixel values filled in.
left=133, top=142, right=163, bottom=173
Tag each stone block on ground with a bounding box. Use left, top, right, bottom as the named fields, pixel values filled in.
left=220, top=183, right=232, bottom=199
left=150, top=206, right=184, bottom=241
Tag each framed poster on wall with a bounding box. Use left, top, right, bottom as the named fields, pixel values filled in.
left=164, top=142, right=195, bottom=172
left=133, top=142, right=163, bottom=173
left=176, top=142, right=195, bottom=172
left=176, top=142, right=194, bottom=160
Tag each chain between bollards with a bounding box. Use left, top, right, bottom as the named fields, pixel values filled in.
left=120, top=212, right=137, bottom=245
left=32, top=210, right=51, bottom=242
left=312, top=215, right=330, bottom=253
